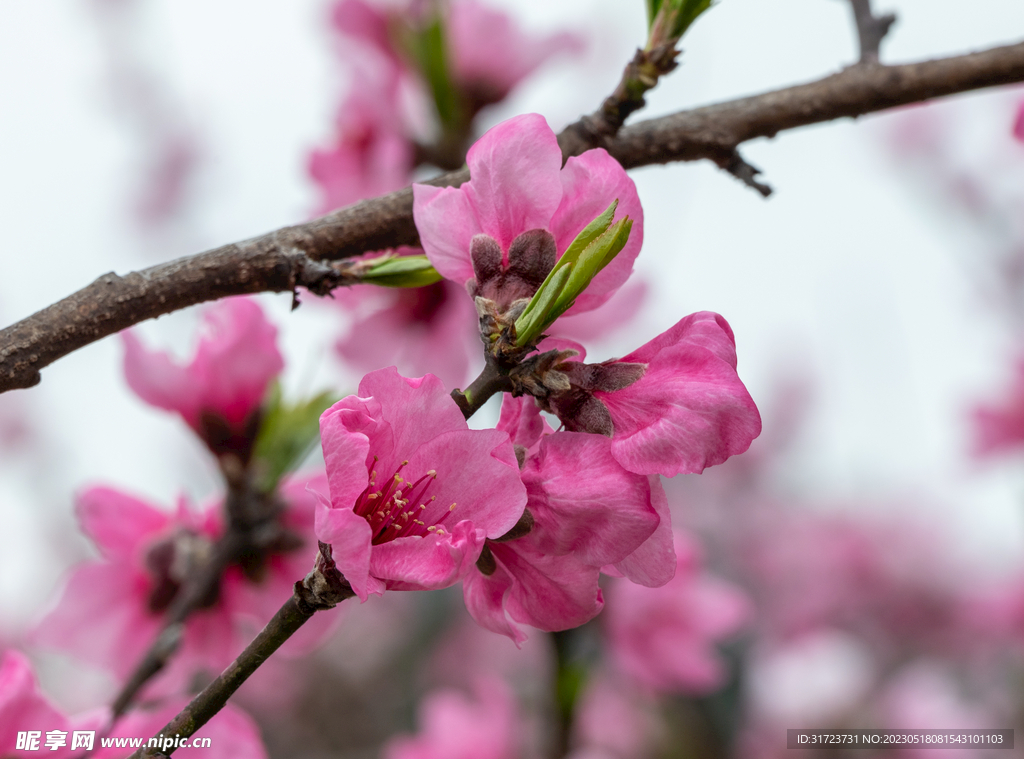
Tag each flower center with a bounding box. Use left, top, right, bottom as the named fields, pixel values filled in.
left=352, top=458, right=458, bottom=545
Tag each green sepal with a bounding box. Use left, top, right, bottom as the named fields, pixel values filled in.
left=362, top=254, right=443, bottom=288
left=252, top=384, right=338, bottom=494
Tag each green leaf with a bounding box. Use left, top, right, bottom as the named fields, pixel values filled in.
left=654, top=0, right=713, bottom=41
left=548, top=217, right=632, bottom=321
left=514, top=261, right=573, bottom=347
left=412, top=16, right=464, bottom=131
left=252, top=385, right=338, bottom=494
left=646, top=0, right=664, bottom=28
left=512, top=202, right=633, bottom=348
left=671, top=0, right=713, bottom=38
left=363, top=255, right=443, bottom=288
left=556, top=199, right=618, bottom=272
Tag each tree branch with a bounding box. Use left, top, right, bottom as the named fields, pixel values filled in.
left=130, top=543, right=354, bottom=758
left=3, top=40, right=1024, bottom=394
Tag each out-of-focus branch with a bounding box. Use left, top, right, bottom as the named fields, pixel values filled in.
left=847, top=0, right=896, bottom=63
left=130, top=543, right=354, bottom=759
left=3, top=40, right=1024, bottom=394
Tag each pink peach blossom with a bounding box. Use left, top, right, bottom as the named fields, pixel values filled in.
left=122, top=297, right=283, bottom=455
left=413, top=113, right=643, bottom=316
left=548, top=311, right=761, bottom=478
left=0, top=650, right=104, bottom=758
left=973, top=356, right=1024, bottom=456
left=308, top=53, right=413, bottom=215
left=1014, top=100, right=1024, bottom=142
left=314, top=367, right=526, bottom=601
left=383, top=677, right=519, bottom=759
left=461, top=397, right=671, bottom=644
left=570, top=675, right=661, bottom=759
left=604, top=531, right=751, bottom=693
left=334, top=267, right=479, bottom=389
left=447, top=0, right=583, bottom=106
left=32, top=474, right=326, bottom=698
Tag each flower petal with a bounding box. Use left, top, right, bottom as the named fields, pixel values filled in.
left=603, top=312, right=761, bottom=476
left=462, top=114, right=563, bottom=252
left=551, top=148, right=644, bottom=313
left=523, top=432, right=659, bottom=567
left=608, top=476, right=676, bottom=587
left=76, top=487, right=171, bottom=562
left=314, top=494, right=376, bottom=601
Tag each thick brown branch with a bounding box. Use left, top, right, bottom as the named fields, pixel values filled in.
left=3, top=41, right=1024, bottom=394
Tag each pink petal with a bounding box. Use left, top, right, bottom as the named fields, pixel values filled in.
left=603, top=312, right=762, bottom=477
left=461, top=114, right=563, bottom=252
left=191, top=298, right=283, bottom=428
left=413, top=183, right=482, bottom=287
left=370, top=522, right=484, bottom=591
left=462, top=560, right=528, bottom=645
left=496, top=394, right=551, bottom=450
left=122, top=330, right=199, bottom=426
left=1014, top=100, right=1024, bottom=142
left=447, top=0, right=583, bottom=99
left=357, top=368, right=470, bottom=473
left=0, top=651, right=74, bottom=753
left=319, top=396, right=374, bottom=510
left=523, top=432, right=659, bottom=567
left=314, top=494, right=376, bottom=602
left=609, top=476, right=676, bottom=587
left=550, top=148, right=644, bottom=314
left=407, top=428, right=526, bottom=539
left=491, top=540, right=604, bottom=633
left=31, top=563, right=161, bottom=680
left=75, top=487, right=171, bottom=562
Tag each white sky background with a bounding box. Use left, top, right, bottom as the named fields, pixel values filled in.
left=1, top=0, right=1024, bottom=634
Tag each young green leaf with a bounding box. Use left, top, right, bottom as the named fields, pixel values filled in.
left=363, top=255, right=443, bottom=288
left=514, top=262, right=573, bottom=347
left=252, top=385, right=338, bottom=494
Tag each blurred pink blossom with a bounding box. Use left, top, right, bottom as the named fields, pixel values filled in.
left=122, top=297, right=282, bottom=457
left=1014, top=100, right=1024, bottom=142
left=414, top=113, right=643, bottom=316
left=333, top=263, right=479, bottom=389
left=570, top=675, right=661, bottom=759
left=446, top=0, right=583, bottom=107
left=604, top=531, right=750, bottom=694
left=383, top=677, right=519, bottom=759
left=308, top=53, right=413, bottom=215
left=0, top=650, right=104, bottom=758
left=314, top=367, right=526, bottom=601
left=973, top=357, right=1024, bottom=456
left=32, top=474, right=326, bottom=698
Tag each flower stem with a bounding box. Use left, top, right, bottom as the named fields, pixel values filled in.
left=452, top=359, right=514, bottom=419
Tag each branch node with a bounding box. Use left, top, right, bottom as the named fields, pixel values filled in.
left=719, top=151, right=773, bottom=197
left=296, top=542, right=355, bottom=614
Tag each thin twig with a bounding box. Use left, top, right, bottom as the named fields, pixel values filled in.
left=130, top=543, right=354, bottom=759
left=2, top=41, right=1024, bottom=395
left=847, top=0, right=896, bottom=63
